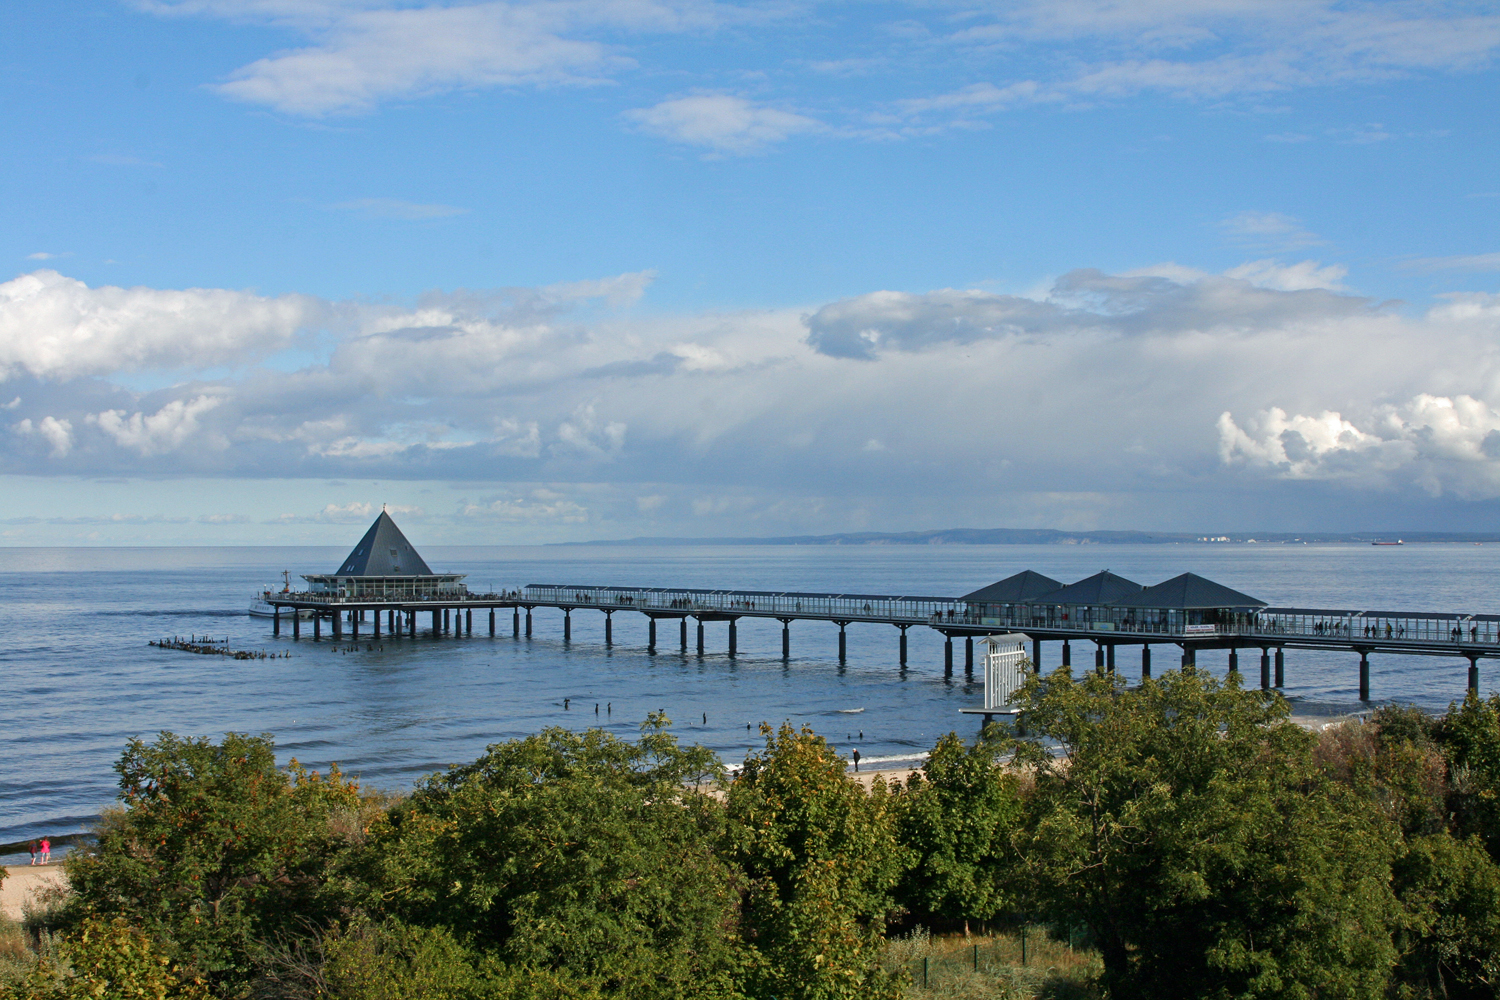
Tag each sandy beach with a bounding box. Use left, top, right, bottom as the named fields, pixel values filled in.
left=2, top=866, right=68, bottom=922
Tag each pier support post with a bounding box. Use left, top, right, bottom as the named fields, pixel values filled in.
left=1275, top=647, right=1284, bottom=687
left=1260, top=649, right=1271, bottom=690
left=1468, top=656, right=1479, bottom=693
left=489, top=609, right=495, bottom=635
left=898, top=625, right=908, bottom=666
left=1094, top=644, right=1105, bottom=675
left=389, top=609, right=395, bottom=634
left=332, top=612, right=342, bottom=640
left=513, top=609, right=520, bottom=637
left=564, top=609, right=571, bottom=643
left=273, top=607, right=280, bottom=637
left=433, top=610, right=441, bottom=637
left=1181, top=646, right=1195, bottom=669
left=372, top=611, right=380, bottom=638
left=292, top=613, right=299, bottom=639
left=466, top=608, right=472, bottom=635
left=837, top=622, right=848, bottom=663
left=1141, top=644, right=1151, bottom=680
left=1032, top=638, right=1041, bottom=672
left=1062, top=639, right=1071, bottom=668
left=648, top=617, right=657, bottom=653
left=605, top=612, right=613, bottom=646
left=442, top=608, right=450, bottom=634
left=729, top=619, right=738, bottom=657
left=313, top=616, right=321, bottom=640
left=1228, top=648, right=1238, bottom=678
left=1107, top=643, right=1115, bottom=673
left=681, top=617, right=688, bottom=652
left=966, top=636, right=974, bottom=673
left=351, top=612, right=358, bottom=640
left=697, top=620, right=705, bottom=656
left=780, top=619, right=791, bottom=660
left=409, top=611, right=416, bottom=639
left=944, top=636, right=953, bottom=676
left=1359, top=650, right=1371, bottom=702
left=525, top=608, right=533, bottom=637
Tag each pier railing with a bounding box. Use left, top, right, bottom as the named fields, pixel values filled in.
left=271, top=584, right=1500, bottom=650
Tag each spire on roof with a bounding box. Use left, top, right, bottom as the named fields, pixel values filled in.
left=333, top=511, right=434, bottom=576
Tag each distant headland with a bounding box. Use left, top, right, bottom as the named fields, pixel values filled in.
left=552, top=529, right=1500, bottom=546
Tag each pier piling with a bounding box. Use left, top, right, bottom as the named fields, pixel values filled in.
left=273, top=607, right=280, bottom=637
left=1260, top=648, right=1271, bottom=690
left=944, top=636, right=953, bottom=676
left=780, top=619, right=791, bottom=660
left=1469, top=655, right=1480, bottom=692
left=697, top=619, right=705, bottom=656
left=1275, top=648, right=1284, bottom=687
left=648, top=618, right=657, bottom=653
left=1142, top=644, right=1151, bottom=679
left=1062, top=639, right=1071, bottom=667
left=680, top=617, right=688, bottom=652
left=1359, top=650, right=1371, bottom=702
left=837, top=621, right=848, bottom=663
left=729, top=619, right=738, bottom=657
left=966, top=636, right=974, bottom=673
left=564, top=609, right=572, bottom=643
left=605, top=611, right=612, bottom=646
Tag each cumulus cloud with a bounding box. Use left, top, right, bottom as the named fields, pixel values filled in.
left=625, top=94, right=820, bottom=154
left=0, top=270, right=321, bottom=379
left=1219, top=394, right=1500, bottom=497
left=87, top=396, right=224, bottom=455
left=16, top=416, right=74, bottom=456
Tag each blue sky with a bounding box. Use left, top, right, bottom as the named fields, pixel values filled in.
left=4, top=0, right=1500, bottom=544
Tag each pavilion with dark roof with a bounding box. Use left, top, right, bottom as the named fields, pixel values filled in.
left=303, top=510, right=466, bottom=599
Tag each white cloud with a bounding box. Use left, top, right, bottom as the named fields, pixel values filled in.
left=16, top=416, right=74, bottom=456
left=87, top=395, right=224, bottom=455
left=1219, top=394, right=1500, bottom=497
left=1403, top=252, right=1500, bottom=273
left=1222, top=259, right=1347, bottom=291
left=26, top=252, right=66, bottom=261
left=624, top=94, right=820, bottom=154
left=0, top=270, right=320, bottom=379
left=330, top=198, right=468, bottom=220
left=1221, top=211, right=1324, bottom=251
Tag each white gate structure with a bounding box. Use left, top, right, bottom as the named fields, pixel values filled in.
left=961, top=632, right=1031, bottom=719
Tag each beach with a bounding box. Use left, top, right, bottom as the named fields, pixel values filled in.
left=2, top=865, right=67, bottom=922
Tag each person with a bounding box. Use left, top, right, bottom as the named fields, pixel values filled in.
left=39, top=838, right=50, bottom=865
left=852, top=749, right=861, bottom=773
left=564, top=698, right=570, bottom=709
left=27, top=840, right=36, bottom=866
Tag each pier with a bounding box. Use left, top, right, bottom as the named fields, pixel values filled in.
left=260, top=512, right=1500, bottom=702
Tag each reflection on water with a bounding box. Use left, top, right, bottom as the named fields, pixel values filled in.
left=2, top=542, right=1497, bottom=850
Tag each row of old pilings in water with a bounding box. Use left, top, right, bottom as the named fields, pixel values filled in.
left=151, top=635, right=289, bottom=660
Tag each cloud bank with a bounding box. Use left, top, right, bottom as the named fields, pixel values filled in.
left=6, top=260, right=1500, bottom=532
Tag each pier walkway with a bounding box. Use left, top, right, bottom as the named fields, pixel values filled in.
left=265, top=579, right=1500, bottom=702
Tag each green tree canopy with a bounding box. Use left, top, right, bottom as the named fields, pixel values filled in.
left=1010, top=667, right=1399, bottom=1000
left=64, top=731, right=361, bottom=982
left=724, top=723, right=909, bottom=1000
left=358, top=714, right=742, bottom=999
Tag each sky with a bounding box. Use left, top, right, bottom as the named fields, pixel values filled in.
left=4, top=0, right=1500, bottom=545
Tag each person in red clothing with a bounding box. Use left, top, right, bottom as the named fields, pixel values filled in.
left=39, top=838, right=50, bottom=865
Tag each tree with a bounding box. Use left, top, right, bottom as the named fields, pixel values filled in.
left=891, top=728, right=1022, bottom=931
left=1010, top=666, right=1399, bottom=1000
left=359, top=715, right=743, bottom=999
left=1, top=917, right=210, bottom=1000
left=64, top=731, right=362, bottom=982
left=1436, top=692, right=1500, bottom=861
left=1391, top=832, right=1500, bottom=999
left=723, top=723, right=909, bottom=1000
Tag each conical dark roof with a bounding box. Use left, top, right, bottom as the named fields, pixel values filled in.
left=334, top=512, right=434, bottom=576
left=961, top=570, right=1063, bottom=604
left=1035, top=570, right=1143, bottom=606
left=1110, top=572, right=1265, bottom=610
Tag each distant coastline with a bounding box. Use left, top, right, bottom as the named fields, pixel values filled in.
left=551, top=528, right=1500, bottom=547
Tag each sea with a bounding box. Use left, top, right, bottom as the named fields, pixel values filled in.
left=3, top=541, right=1498, bottom=861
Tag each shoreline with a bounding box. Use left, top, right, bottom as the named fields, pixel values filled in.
left=1, top=865, right=67, bottom=922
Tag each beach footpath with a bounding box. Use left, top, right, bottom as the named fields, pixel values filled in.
left=2, top=866, right=68, bottom=921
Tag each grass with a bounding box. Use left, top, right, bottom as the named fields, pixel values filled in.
left=884, top=926, right=1102, bottom=999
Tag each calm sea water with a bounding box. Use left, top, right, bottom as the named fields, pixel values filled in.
left=3, top=542, right=1498, bottom=858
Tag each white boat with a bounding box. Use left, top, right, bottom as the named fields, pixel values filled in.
left=249, top=572, right=311, bottom=618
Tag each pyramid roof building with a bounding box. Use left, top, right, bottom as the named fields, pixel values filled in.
left=960, top=570, right=1064, bottom=605
left=1035, top=570, right=1144, bottom=606
left=1109, top=572, right=1265, bottom=610
left=303, top=510, right=466, bottom=597
left=334, top=511, right=434, bottom=576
